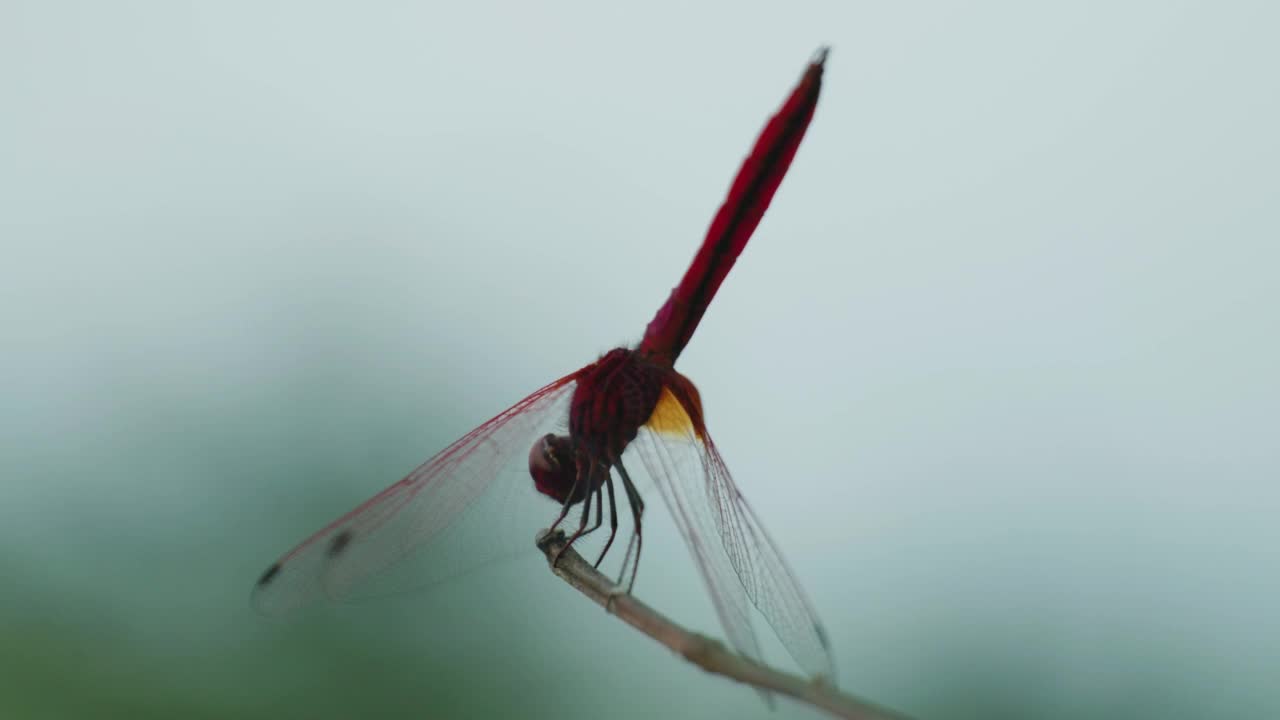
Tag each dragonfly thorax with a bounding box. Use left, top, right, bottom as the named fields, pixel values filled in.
left=526, top=348, right=667, bottom=505
left=569, top=347, right=667, bottom=459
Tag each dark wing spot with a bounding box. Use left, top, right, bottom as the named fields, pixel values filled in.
left=327, top=529, right=354, bottom=558
left=257, top=562, right=282, bottom=587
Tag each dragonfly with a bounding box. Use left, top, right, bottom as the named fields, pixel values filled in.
left=253, top=48, right=835, bottom=684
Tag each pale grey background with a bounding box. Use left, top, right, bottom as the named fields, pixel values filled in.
left=2, top=1, right=1277, bottom=718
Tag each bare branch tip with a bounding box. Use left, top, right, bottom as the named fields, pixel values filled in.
left=534, top=531, right=912, bottom=720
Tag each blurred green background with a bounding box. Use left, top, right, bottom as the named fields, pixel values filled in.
left=3, top=2, right=1277, bottom=718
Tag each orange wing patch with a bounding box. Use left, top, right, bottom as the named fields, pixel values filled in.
left=644, top=376, right=707, bottom=440
left=647, top=387, right=694, bottom=437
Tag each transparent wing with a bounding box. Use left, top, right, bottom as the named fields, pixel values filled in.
left=252, top=374, right=578, bottom=616
left=630, top=385, right=836, bottom=682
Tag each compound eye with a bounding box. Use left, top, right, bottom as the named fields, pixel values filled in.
left=528, top=433, right=578, bottom=504
left=528, top=434, right=560, bottom=475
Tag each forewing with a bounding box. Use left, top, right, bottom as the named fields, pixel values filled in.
left=631, top=387, right=836, bottom=682
left=252, top=374, right=577, bottom=615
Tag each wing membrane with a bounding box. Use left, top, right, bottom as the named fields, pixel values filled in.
left=252, top=374, right=577, bottom=615
left=631, top=387, right=836, bottom=682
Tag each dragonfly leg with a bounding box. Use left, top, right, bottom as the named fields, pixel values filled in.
left=548, top=452, right=589, bottom=535
left=592, top=467, right=620, bottom=568
left=555, top=461, right=601, bottom=567
left=615, top=461, right=645, bottom=592
left=584, top=471, right=604, bottom=538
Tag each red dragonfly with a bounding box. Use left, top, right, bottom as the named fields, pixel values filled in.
left=254, top=49, right=834, bottom=683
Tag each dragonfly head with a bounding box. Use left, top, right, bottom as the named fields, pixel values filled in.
left=529, top=433, right=589, bottom=505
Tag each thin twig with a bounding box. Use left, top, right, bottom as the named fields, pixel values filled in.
left=536, top=530, right=912, bottom=720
